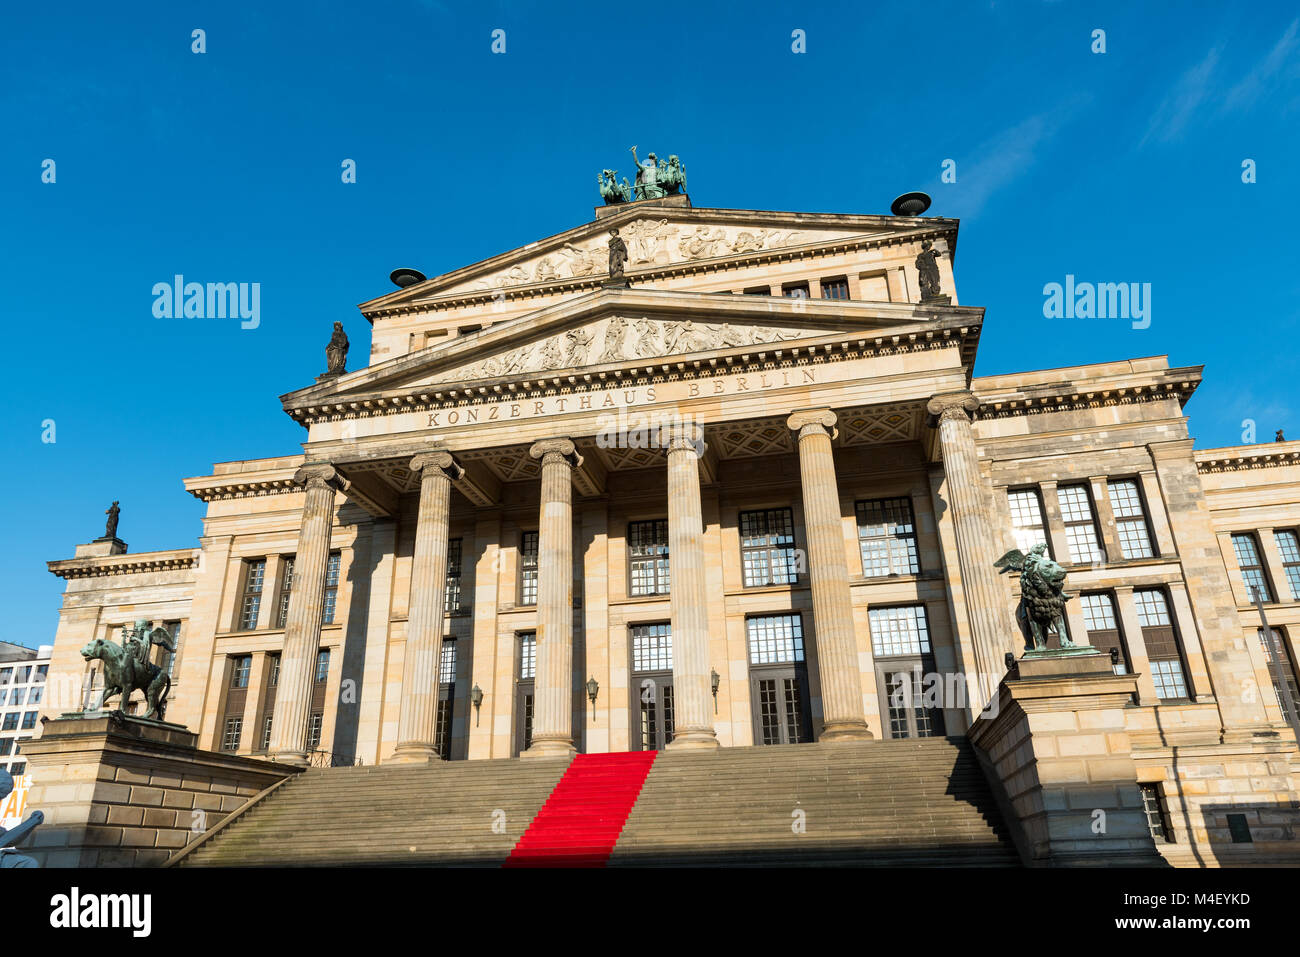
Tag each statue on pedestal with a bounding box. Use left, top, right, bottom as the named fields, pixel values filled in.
left=597, top=148, right=687, bottom=204
left=994, top=543, right=1075, bottom=650
left=916, top=240, right=945, bottom=301
left=0, top=770, right=42, bottom=868
left=102, top=501, right=120, bottom=540
left=608, top=228, right=629, bottom=280
left=80, top=620, right=177, bottom=720
left=325, top=322, right=349, bottom=375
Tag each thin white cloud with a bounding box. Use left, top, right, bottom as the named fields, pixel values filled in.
left=939, top=100, right=1085, bottom=218
left=1140, top=47, right=1220, bottom=147
left=1222, top=17, right=1300, bottom=111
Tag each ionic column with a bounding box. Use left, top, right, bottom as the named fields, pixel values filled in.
left=665, top=424, right=719, bottom=750
left=787, top=410, right=872, bottom=741
left=927, top=392, right=1020, bottom=711
left=268, top=463, right=347, bottom=765
left=389, top=451, right=462, bottom=763
left=524, top=438, right=579, bottom=758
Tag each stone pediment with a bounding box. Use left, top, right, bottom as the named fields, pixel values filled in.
left=284, top=287, right=981, bottom=418
left=361, top=206, right=956, bottom=316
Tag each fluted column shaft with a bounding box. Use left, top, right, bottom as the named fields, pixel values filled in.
left=268, top=463, right=346, bottom=765
left=788, top=410, right=872, bottom=741
left=389, top=452, right=461, bottom=763
left=524, top=438, right=579, bottom=757
left=665, top=426, right=719, bottom=749
left=928, top=392, right=1020, bottom=711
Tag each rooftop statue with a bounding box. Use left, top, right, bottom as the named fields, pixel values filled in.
left=102, top=500, right=120, bottom=540
left=326, top=321, right=349, bottom=375
left=607, top=228, right=629, bottom=280
left=0, top=770, right=42, bottom=868
left=598, top=148, right=687, bottom=204
left=994, top=543, right=1077, bottom=651
left=81, top=619, right=177, bottom=720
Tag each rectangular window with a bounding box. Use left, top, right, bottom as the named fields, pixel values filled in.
left=439, top=640, right=457, bottom=686
left=307, top=713, right=323, bottom=750
left=1007, top=489, right=1049, bottom=555
left=781, top=281, right=810, bottom=299
left=820, top=277, right=849, bottom=300
left=1257, top=627, right=1300, bottom=718
left=445, top=538, right=463, bottom=613
left=222, top=717, right=242, bottom=752
left=164, top=620, right=183, bottom=678
left=0, top=714, right=16, bottom=732
left=518, top=631, right=536, bottom=680
left=868, top=605, right=932, bottom=657
left=629, top=520, right=671, bottom=596
left=20, top=712, right=36, bottom=730
left=269, top=654, right=281, bottom=687
left=239, top=559, right=266, bottom=630
left=1108, top=480, right=1154, bottom=559
left=321, top=552, right=342, bottom=624
left=519, top=531, right=539, bottom=606
left=230, top=655, right=252, bottom=689
left=856, top=497, right=919, bottom=577
left=746, top=614, right=805, bottom=665
left=1058, top=484, right=1104, bottom=564
left=0, top=739, right=10, bottom=756
left=276, top=557, right=296, bottom=628
left=27, top=687, right=42, bottom=706
left=10, top=688, right=25, bottom=707
left=0, top=669, right=9, bottom=684
left=1134, top=589, right=1188, bottom=699
left=33, top=665, right=47, bottom=684
left=1231, top=532, right=1271, bottom=602
left=16, top=666, right=31, bottom=684
left=314, top=648, right=330, bottom=684
left=1079, top=593, right=1129, bottom=674
left=743, top=286, right=771, bottom=296
left=1274, top=530, right=1300, bottom=601
left=1140, top=784, right=1172, bottom=844
left=739, top=508, right=799, bottom=587
left=260, top=715, right=273, bottom=751
left=631, top=623, right=673, bottom=672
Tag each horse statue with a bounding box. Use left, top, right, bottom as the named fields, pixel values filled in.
left=994, top=543, right=1074, bottom=650
left=81, top=619, right=176, bottom=720
left=598, top=169, right=631, bottom=205
left=660, top=154, right=687, bottom=194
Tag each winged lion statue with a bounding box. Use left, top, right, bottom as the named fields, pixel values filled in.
left=994, top=543, right=1074, bottom=650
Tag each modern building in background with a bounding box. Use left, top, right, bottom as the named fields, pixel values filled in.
left=1, top=641, right=51, bottom=778
left=32, top=188, right=1300, bottom=864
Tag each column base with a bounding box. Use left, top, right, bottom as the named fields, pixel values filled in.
left=386, top=743, right=443, bottom=764
left=522, top=737, right=577, bottom=759
left=267, top=749, right=309, bottom=768
left=665, top=728, right=720, bottom=751
left=818, top=721, right=875, bottom=742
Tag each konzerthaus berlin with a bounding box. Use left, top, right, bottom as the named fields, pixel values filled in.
left=39, top=188, right=1300, bottom=866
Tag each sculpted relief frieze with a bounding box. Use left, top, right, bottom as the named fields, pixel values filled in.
left=465, top=222, right=837, bottom=292
left=430, top=317, right=821, bottom=385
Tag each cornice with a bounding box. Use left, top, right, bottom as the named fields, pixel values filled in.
left=49, top=550, right=199, bottom=581
left=184, top=471, right=301, bottom=503
left=973, top=377, right=1199, bottom=421
left=361, top=219, right=958, bottom=323
left=1196, top=442, right=1300, bottom=474
left=286, top=321, right=981, bottom=428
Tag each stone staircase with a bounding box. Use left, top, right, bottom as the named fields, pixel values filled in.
left=175, top=737, right=1018, bottom=867
left=609, top=737, right=1018, bottom=866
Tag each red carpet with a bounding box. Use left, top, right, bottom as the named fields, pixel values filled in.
left=504, top=751, right=658, bottom=867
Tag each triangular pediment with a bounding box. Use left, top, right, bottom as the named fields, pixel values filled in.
left=360, top=206, right=957, bottom=315
left=284, top=287, right=982, bottom=416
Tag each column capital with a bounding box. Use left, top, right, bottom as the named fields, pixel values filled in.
left=926, top=391, right=980, bottom=423
left=665, top=421, right=707, bottom=457
left=410, top=450, right=464, bottom=481
left=293, top=462, right=349, bottom=494
left=787, top=408, right=838, bottom=440
left=529, top=437, right=582, bottom=468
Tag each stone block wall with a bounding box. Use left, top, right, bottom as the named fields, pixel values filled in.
left=18, top=713, right=297, bottom=867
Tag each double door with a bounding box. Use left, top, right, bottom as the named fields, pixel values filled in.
left=749, top=664, right=813, bottom=746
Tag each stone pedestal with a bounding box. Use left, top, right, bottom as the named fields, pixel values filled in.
left=75, top=539, right=127, bottom=558
left=19, top=713, right=298, bottom=867
left=967, top=649, right=1166, bottom=866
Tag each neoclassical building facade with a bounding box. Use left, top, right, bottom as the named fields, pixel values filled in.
left=41, top=192, right=1300, bottom=861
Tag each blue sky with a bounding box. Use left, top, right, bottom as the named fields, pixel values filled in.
left=2, top=0, right=1297, bottom=646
